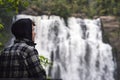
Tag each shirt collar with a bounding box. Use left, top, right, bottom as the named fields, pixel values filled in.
left=14, top=38, right=36, bottom=47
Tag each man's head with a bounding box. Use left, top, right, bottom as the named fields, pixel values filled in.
left=11, top=18, right=35, bottom=42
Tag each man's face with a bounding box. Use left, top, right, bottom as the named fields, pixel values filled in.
left=32, top=24, right=36, bottom=42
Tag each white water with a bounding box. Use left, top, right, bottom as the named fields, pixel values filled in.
left=14, top=14, right=115, bottom=80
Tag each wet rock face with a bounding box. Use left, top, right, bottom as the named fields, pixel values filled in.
left=101, top=16, right=120, bottom=54
left=100, top=16, right=120, bottom=80
left=101, top=16, right=120, bottom=49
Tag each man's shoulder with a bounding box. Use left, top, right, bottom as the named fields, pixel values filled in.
left=1, top=43, right=35, bottom=53
left=16, top=42, right=36, bottom=52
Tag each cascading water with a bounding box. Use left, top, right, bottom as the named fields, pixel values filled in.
left=14, top=14, right=115, bottom=80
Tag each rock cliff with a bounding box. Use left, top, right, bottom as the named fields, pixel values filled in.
left=100, top=16, right=120, bottom=80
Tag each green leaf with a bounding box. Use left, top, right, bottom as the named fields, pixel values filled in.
left=0, top=24, right=4, bottom=29
left=39, top=55, right=52, bottom=67
left=0, top=42, right=3, bottom=46
left=0, top=0, right=3, bottom=4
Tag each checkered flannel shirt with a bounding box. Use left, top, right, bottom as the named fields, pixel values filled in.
left=0, top=40, right=46, bottom=79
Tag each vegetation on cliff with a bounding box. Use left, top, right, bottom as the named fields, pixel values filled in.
left=27, top=0, right=120, bottom=17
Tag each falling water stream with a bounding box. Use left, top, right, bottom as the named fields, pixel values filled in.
left=14, top=14, right=115, bottom=80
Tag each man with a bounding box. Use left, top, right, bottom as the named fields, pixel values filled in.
left=0, top=19, right=46, bottom=79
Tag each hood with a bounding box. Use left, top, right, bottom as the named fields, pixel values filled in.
left=11, top=18, right=33, bottom=41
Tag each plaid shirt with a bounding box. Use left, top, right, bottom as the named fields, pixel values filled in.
left=0, top=40, right=46, bottom=79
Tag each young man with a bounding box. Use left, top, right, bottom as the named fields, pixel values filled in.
left=0, top=19, right=46, bottom=79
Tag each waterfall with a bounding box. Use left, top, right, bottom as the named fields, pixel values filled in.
left=14, top=14, right=115, bottom=80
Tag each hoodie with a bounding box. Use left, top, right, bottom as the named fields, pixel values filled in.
left=11, top=18, right=36, bottom=46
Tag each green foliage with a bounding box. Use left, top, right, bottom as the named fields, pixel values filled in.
left=0, top=42, right=2, bottom=46
left=39, top=55, right=52, bottom=67
left=0, top=0, right=30, bottom=28
left=0, top=24, right=3, bottom=29
left=0, top=0, right=30, bottom=14
left=31, top=0, right=71, bottom=18
left=0, top=23, right=4, bottom=51
left=29, top=0, right=120, bottom=18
